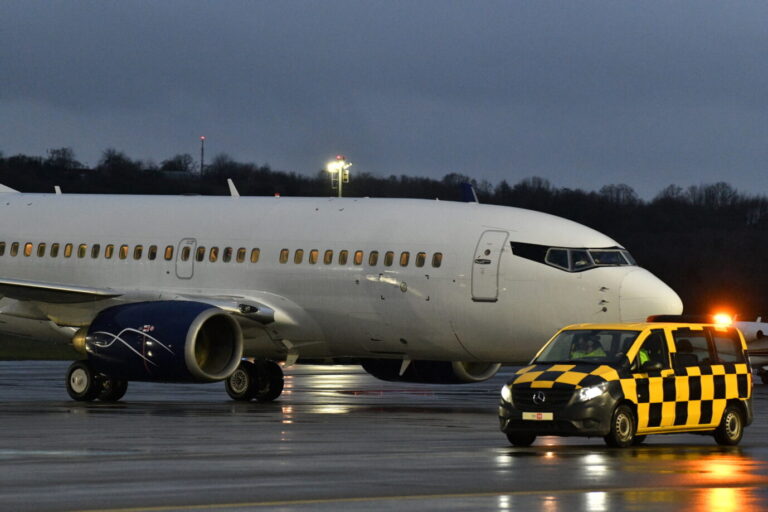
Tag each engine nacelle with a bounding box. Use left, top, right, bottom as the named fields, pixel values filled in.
left=361, top=359, right=501, bottom=384
left=83, top=301, right=243, bottom=382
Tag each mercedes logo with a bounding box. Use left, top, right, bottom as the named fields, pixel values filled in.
left=532, top=391, right=546, bottom=405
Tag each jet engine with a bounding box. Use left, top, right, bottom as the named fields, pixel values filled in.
left=361, top=359, right=501, bottom=384
left=75, top=301, right=243, bottom=382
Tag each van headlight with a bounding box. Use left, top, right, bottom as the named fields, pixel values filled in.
left=575, top=382, right=608, bottom=403
left=501, top=384, right=512, bottom=403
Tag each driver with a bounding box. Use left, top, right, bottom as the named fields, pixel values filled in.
left=580, top=335, right=606, bottom=358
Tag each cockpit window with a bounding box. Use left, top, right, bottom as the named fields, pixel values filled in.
left=535, top=329, right=640, bottom=364
left=511, top=241, right=637, bottom=273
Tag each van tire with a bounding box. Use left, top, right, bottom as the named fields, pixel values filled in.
left=604, top=405, right=635, bottom=448
left=714, top=405, right=744, bottom=446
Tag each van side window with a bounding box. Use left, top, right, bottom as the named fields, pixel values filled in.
left=50, top=243, right=60, bottom=258
left=105, top=244, right=114, bottom=259
left=672, top=329, right=711, bottom=367
left=711, top=328, right=746, bottom=363
left=633, top=330, right=669, bottom=371
left=432, top=252, right=443, bottom=268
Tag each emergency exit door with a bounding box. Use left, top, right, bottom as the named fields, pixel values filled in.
left=175, top=238, right=197, bottom=279
left=471, top=230, right=509, bottom=302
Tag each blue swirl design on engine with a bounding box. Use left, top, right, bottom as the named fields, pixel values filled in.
left=88, top=328, right=175, bottom=367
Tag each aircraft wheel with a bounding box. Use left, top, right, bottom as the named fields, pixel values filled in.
left=225, top=361, right=257, bottom=401
left=604, top=405, right=636, bottom=448
left=98, top=377, right=128, bottom=402
left=506, top=432, right=536, bottom=447
left=66, top=361, right=101, bottom=402
left=253, top=360, right=284, bottom=402
left=714, top=405, right=744, bottom=446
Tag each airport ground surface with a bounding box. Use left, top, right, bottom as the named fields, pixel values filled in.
left=1, top=362, right=767, bottom=512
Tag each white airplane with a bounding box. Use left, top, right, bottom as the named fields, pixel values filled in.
left=0, top=182, right=683, bottom=401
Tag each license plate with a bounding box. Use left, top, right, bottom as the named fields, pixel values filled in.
left=522, top=412, right=553, bottom=421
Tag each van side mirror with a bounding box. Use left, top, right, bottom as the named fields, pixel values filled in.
left=640, top=361, right=663, bottom=372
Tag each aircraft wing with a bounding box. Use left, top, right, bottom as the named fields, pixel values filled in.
left=0, top=277, right=122, bottom=304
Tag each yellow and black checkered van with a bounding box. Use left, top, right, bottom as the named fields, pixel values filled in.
left=499, top=319, right=753, bottom=447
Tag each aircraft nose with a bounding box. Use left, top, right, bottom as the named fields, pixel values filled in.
left=619, top=269, right=683, bottom=322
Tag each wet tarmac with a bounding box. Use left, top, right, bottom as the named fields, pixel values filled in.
left=0, top=361, right=767, bottom=512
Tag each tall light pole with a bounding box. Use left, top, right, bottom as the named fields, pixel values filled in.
left=326, top=155, right=351, bottom=198
left=200, top=136, right=206, bottom=175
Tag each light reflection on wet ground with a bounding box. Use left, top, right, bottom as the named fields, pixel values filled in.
left=0, top=362, right=766, bottom=511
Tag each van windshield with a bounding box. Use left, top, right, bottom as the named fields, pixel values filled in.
left=534, top=329, right=641, bottom=364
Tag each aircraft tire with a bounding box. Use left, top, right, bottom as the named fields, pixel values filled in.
left=225, top=361, right=257, bottom=401
left=66, top=360, right=101, bottom=402
left=253, top=360, right=284, bottom=402
left=98, top=377, right=128, bottom=402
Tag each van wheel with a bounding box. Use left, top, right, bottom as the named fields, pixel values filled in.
left=714, top=405, right=744, bottom=446
left=604, top=405, right=635, bottom=448
left=506, top=432, right=536, bottom=447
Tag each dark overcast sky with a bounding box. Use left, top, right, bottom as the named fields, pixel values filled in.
left=2, top=1, right=767, bottom=197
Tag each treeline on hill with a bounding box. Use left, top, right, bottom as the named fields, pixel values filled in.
left=2, top=147, right=768, bottom=318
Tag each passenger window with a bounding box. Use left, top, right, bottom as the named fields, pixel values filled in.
left=119, top=245, right=129, bottom=260
left=250, top=249, right=260, bottom=263
left=222, top=247, right=232, bottom=263
left=64, top=243, right=73, bottom=258
left=164, top=246, right=174, bottom=261
left=415, top=252, right=426, bottom=267
left=309, top=249, right=318, bottom=264
left=673, top=330, right=711, bottom=367
left=236, top=248, right=246, bottom=263
left=209, top=247, right=219, bottom=262
left=633, top=330, right=669, bottom=371
left=148, top=245, right=157, bottom=261
left=339, top=250, right=349, bottom=265
left=400, top=251, right=410, bottom=266
left=384, top=251, right=394, bottom=266
left=432, top=252, right=443, bottom=268
left=91, top=244, right=100, bottom=259
left=711, top=328, right=746, bottom=363
left=294, top=249, right=304, bottom=264
left=279, top=249, right=289, bottom=264
left=0, top=242, right=5, bottom=256
left=37, top=243, right=46, bottom=257
left=354, top=250, right=363, bottom=265
left=10, top=242, right=19, bottom=257
left=24, top=242, right=33, bottom=257
left=324, top=250, right=333, bottom=265
left=105, top=245, right=114, bottom=259
left=134, top=245, right=143, bottom=260
left=570, top=250, right=592, bottom=271
left=545, top=249, right=569, bottom=270
left=181, top=246, right=191, bottom=261
left=50, top=243, right=60, bottom=258
left=77, top=244, right=87, bottom=258
left=369, top=251, right=379, bottom=266
left=195, top=247, right=205, bottom=262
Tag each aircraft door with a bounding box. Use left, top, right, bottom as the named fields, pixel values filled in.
left=471, top=230, right=509, bottom=302
left=175, top=238, right=197, bottom=279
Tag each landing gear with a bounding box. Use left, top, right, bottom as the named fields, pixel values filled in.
left=66, top=360, right=129, bottom=402
left=225, top=360, right=284, bottom=402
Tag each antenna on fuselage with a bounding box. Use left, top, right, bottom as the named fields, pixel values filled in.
left=227, top=179, right=240, bottom=198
